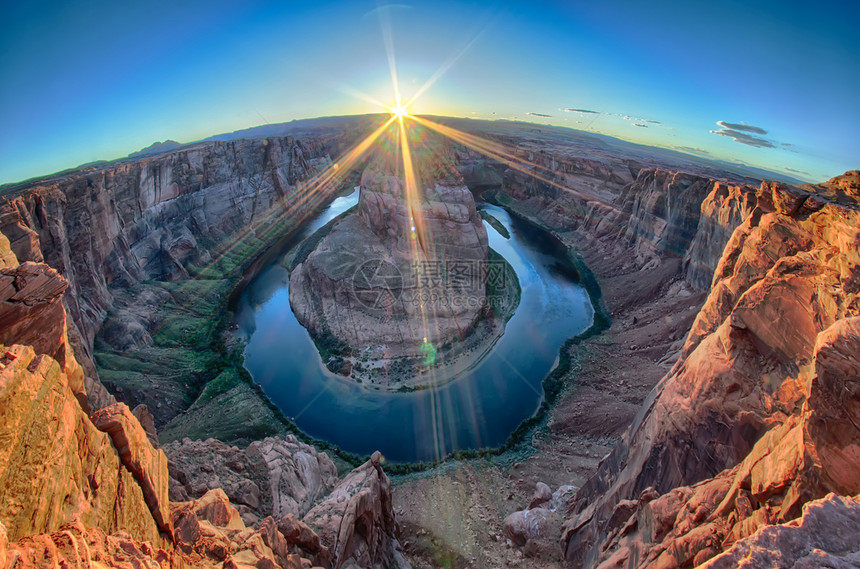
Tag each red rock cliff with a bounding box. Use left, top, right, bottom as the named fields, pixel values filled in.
left=560, top=172, right=860, bottom=568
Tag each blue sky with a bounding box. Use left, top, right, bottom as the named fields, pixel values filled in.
left=1, top=0, right=858, bottom=184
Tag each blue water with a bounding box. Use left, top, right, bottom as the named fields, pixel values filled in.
left=234, top=189, right=593, bottom=462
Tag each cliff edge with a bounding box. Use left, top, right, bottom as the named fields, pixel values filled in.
left=561, top=172, right=860, bottom=568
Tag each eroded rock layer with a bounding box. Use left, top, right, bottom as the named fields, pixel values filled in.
left=290, top=162, right=489, bottom=359
left=0, top=134, right=339, bottom=416
left=560, top=173, right=860, bottom=568
left=0, top=215, right=409, bottom=568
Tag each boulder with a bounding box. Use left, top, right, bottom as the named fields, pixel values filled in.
left=303, top=451, right=408, bottom=569
left=163, top=435, right=337, bottom=521
left=528, top=482, right=553, bottom=509
left=503, top=508, right=551, bottom=546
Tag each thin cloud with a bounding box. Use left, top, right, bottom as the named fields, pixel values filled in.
left=565, top=108, right=598, bottom=114
left=632, top=123, right=648, bottom=128
left=527, top=112, right=552, bottom=117
left=674, top=145, right=711, bottom=156
left=623, top=115, right=661, bottom=124
left=716, top=121, right=768, bottom=135
left=710, top=128, right=776, bottom=148
left=784, top=167, right=810, bottom=175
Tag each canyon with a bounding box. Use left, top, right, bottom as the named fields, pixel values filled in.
left=0, top=115, right=858, bottom=568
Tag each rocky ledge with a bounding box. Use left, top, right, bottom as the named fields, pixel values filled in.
left=0, top=230, right=410, bottom=569
left=560, top=172, right=860, bottom=568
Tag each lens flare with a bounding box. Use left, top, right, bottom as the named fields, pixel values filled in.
left=390, top=103, right=409, bottom=119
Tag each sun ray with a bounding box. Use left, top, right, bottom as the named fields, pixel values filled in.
left=377, top=4, right=402, bottom=109
left=409, top=115, right=698, bottom=266
left=326, top=79, right=390, bottom=110
left=404, top=18, right=493, bottom=108
left=181, top=116, right=397, bottom=289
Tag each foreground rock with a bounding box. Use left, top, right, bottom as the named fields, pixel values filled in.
left=560, top=173, right=860, bottom=568
left=0, top=261, right=86, bottom=408
left=304, top=452, right=409, bottom=569
left=701, top=493, right=860, bottom=568
left=92, top=402, right=173, bottom=535
left=164, top=435, right=338, bottom=526
left=0, top=340, right=407, bottom=569
left=0, top=345, right=164, bottom=544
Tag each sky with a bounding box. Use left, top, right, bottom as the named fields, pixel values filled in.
left=1, top=0, right=858, bottom=185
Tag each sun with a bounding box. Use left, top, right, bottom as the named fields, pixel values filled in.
left=390, top=103, right=409, bottom=119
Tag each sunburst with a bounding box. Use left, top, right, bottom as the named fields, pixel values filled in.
left=389, top=102, right=409, bottom=119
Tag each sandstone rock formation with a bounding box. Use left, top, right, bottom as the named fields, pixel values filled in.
left=0, top=136, right=330, bottom=346
left=304, top=452, right=409, bottom=569
left=164, top=435, right=338, bottom=525
left=92, top=402, right=173, bottom=535
left=3, top=116, right=858, bottom=568
left=290, top=161, right=489, bottom=362
left=169, top=488, right=312, bottom=568
left=0, top=345, right=163, bottom=544
left=503, top=164, right=752, bottom=295
left=0, top=261, right=86, bottom=408
left=701, top=493, right=860, bottom=568
left=0, top=218, right=408, bottom=568
left=1, top=520, right=180, bottom=568
left=559, top=173, right=860, bottom=568
left=0, top=340, right=407, bottom=569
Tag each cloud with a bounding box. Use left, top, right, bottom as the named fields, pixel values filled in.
left=565, top=108, right=598, bottom=114
left=782, top=142, right=793, bottom=147
left=674, top=145, right=711, bottom=156
left=632, top=123, right=648, bottom=128
left=716, top=121, right=768, bottom=135
left=710, top=128, right=776, bottom=148
left=784, top=167, right=810, bottom=175
left=527, top=112, right=552, bottom=118
left=646, top=119, right=662, bottom=125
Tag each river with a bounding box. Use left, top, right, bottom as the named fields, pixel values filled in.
left=233, top=188, right=593, bottom=462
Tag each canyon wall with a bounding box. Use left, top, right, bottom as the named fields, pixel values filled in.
left=559, top=173, right=860, bottom=568
left=483, top=134, right=860, bottom=565
left=0, top=136, right=337, bottom=409
left=501, top=161, right=757, bottom=294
